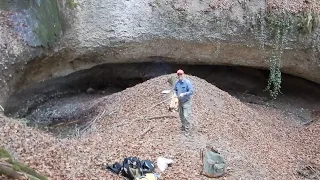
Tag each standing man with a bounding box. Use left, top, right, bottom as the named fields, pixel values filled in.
left=174, top=69, right=194, bottom=132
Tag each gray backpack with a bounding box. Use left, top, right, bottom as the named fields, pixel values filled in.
left=200, top=146, right=226, bottom=178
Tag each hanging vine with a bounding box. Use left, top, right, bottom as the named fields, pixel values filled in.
left=266, top=55, right=282, bottom=99
left=263, top=8, right=319, bottom=99
left=265, top=28, right=284, bottom=99
left=264, top=11, right=292, bottom=99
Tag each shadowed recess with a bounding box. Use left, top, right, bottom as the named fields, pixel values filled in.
left=4, top=60, right=320, bottom=129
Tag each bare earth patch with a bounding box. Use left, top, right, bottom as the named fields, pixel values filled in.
left=0, top=74, right=319, bottom=180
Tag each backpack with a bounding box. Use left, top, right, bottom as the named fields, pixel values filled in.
left=140, top=160, right=155, bottom=174
left=135, top=173, right=158, bottom=180
left=106, top=162, right=122, bottom=174
left=200, top=146, right=226, bottom=178
left=121, top=157, right=143, bottom=180
left=121, top=157, right=155, bottom=180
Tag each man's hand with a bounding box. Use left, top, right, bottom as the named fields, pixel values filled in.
left=179, top=93, right=185, bottom=97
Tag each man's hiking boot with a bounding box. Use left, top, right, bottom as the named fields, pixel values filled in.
left=184, top=131, right=190, bottom=136
left=180, top=126, right=192, bottom=136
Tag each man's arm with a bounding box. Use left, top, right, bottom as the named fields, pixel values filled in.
left=184, top=80, right=193, bottom=96
left=174, top=82, right=178, bottom=96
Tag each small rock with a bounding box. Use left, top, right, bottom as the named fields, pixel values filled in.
left=86, top=87, right=95, bottom=93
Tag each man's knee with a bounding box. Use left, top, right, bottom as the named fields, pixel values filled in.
left=184, top=108, right=191, bottom=118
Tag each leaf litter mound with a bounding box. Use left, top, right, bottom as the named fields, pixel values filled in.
left=0, top=74, right=319, bottom=180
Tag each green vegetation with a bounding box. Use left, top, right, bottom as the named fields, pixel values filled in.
left=297, top=10, right=318, bottom=35
left=66, top=0, right=79, bottom=9
left=264, top=12, right=289, bottom=99
left=0, top=148, right=11, bottom=159
left=265, top=9, right=319, bottom=36
left=263, top=10, right=319, bottom=99
left=155, top=0, right=161, bottom=7
left=0, top=147, right=47, bottom=180
left=265, top=55, right=282, bottom=99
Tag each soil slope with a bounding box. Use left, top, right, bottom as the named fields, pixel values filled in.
left=0, top=74, right=319, bottom=179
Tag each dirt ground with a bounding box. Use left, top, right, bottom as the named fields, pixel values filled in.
left=0, top=74, right=319, bottom=180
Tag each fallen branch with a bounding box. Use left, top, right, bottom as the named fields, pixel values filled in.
left=116, top=115, right=177, bottom=127
left=126, top=97, right=172, bottom=116
left=140, top=126, right=154, bottom=137
left=81, top=110, right=117, bottom=134
left=0, top=105, right=4, bottom=112
left=297, top=163, right=320, bottom=180
left=117, top=97, right=171, bottom=127
left=302, top=119, right=314, bottom=126
left=147, top=97, right=172, bottom=111
left=309, top=165, right=320, bottom=180
left=145, top=115, right=177, bottom=121
left=50, top=119, right=82, bottom=128
left=113, top=97, right=171, bottom=127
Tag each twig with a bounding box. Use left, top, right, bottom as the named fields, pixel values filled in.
left=0, top=105, right=4, bottom=112
left=302, top=119, right=314, bottom=126
left=115, top=116, right=142, bottom=127
left=81, top=110, right=117, bottom=134
left=145, top=115, right=177, bottom=121
left=147, top=97, right=172, bottom=111
left=82, top=109, right=106, bottom=132
left=140, top=126, right=154, bottom=137
left=116, top=115, right=177, bottom=127
left=50, top=119, right=81, bottom=128
left=137, top=97, right=173, bottom=115
left=117, top=97, right=172, bottom=126
left=309, top=165, right=320, bottom=179
left=228, top=120, right=246, bottom=139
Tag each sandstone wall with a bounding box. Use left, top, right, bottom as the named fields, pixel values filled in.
left=0, top=0, right=319, bottom=106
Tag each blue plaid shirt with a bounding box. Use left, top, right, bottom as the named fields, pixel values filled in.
left=174, top=78, right=193, bottom=103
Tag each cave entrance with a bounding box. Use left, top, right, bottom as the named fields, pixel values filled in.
left=4, top=61, right=320, bottom=137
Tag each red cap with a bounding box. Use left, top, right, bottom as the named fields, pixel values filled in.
left=177, top=69, right=184, bottom=75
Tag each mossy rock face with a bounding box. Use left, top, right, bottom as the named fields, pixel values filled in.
left=297, top=11, right=319, bottom=35
left=0, top=147, right=47, bottom=180
left=0, top=0, right=62, bottom=48
left=264, top=9, right=319, bottom=37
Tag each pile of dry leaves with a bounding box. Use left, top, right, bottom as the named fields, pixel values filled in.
left=0, top=74, right=319, bottom=180
left=267, top=0, right=320, bottom=14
